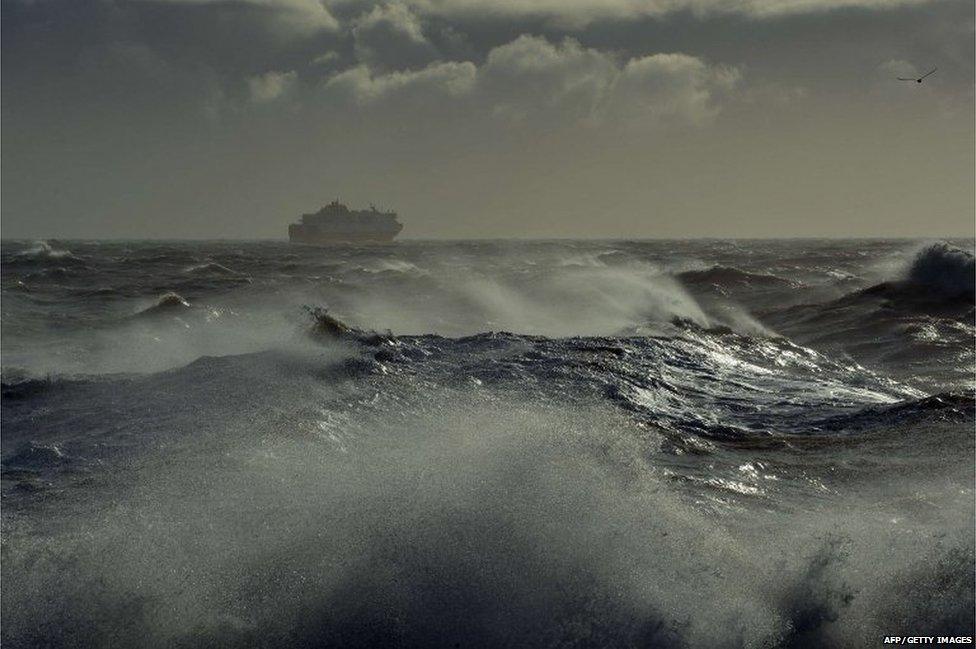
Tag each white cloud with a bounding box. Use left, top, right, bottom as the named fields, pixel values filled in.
left=475, top=36, right=740, bottom=128
left=352, top=3, right=438, bottom=70
left=607, top=53, right=740, bottom=127
left=311, top=51, right=341, bottom=67
left=248, top=70, right=298, bottom=102
left=388, top=0, right=934, bottom=26
left=478, top=36, right=617, bottom=122
left=128, top=0, right=339, bottom=35
left=323, top=61, right=477, bottom=104
left=317, top=35, right=740, bottom=128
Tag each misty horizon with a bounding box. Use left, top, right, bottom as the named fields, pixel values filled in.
left=2, top=234, right=976, bottom=243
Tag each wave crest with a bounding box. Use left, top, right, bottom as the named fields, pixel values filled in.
left=132, top=292, right=192, bottom=318
left=9, top=241, right=84, bottom=265
left=904, top=243, right=974, bottom=297
left=183, top=261, right=246, bottom=277
left=678, top=265, right=796, bottom=290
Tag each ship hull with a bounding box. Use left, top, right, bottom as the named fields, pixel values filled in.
left=288, top=225, right=399, bottom=245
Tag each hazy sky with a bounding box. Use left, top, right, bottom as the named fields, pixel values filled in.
left=2, top=0, right=973, bottom=239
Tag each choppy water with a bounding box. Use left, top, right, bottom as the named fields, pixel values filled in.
left=2, top=238, right=974, bottom=648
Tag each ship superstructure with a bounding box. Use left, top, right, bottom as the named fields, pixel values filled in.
left=288, top=200, right=403, bottom=244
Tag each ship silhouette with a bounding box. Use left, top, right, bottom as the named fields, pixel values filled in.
left=288, top=199, right=403, bottom=245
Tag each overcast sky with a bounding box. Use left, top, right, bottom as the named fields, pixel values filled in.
left=2, top=0, right=973, bottom=238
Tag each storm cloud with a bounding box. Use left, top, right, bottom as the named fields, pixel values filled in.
left=1, top=0, right=973, bottom=238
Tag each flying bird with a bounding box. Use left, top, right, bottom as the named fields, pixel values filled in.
left=898, top=67, right=937, bottom=83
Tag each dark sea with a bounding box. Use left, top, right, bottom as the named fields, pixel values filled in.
left=2, top=238, right=974, bottom=648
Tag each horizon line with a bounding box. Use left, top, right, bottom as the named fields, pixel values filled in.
left=2, top=235, right=975, bottom=243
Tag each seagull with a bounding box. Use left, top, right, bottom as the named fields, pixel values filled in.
left=898, top=67, right=937, bottom=83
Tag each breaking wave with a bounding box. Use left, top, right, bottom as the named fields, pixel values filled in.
left=183, top=261, right=248, bottom=277
left=8, top=241, right=86, bottom=267
left=132, top=292, right=193, bottom=318
left=678, top=265, right=798, bottom=290
left=2, top=239, right=973, bottom=648
left=1, top=357, right=971, bottom=649
left=15, top=240, right=79, bottom=260
left=904, top=242, right=975, bottom=297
